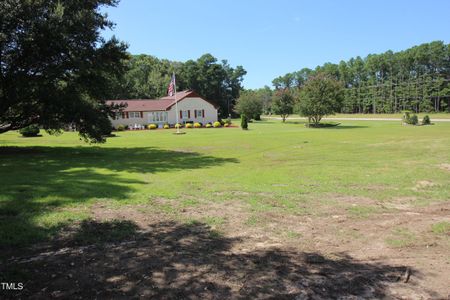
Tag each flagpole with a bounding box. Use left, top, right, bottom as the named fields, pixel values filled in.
left=173, top=72, right=180, bottom=134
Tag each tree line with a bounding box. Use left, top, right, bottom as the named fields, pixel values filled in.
left=269, top=41, right=450, bottom=114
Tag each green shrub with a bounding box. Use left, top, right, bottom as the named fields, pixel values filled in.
left=241, top=115, right=248, bottom=130
left=205, top=123, right=212, bottom=128
left=163, top=124, right=170, bottom=129
left=193, top=122, right=202, bottom=128
left=148, top=124, right=157, bottom=130
left=402, top=111, right=419, bottom=125
left=185, top=123, right=193, bottom=128
left=213, top=121, right=221, bottom=128
left=116, top=124, right=125, bottom=131
left=224, top=123, right=229, bottom=127
left=19, top=125, right=40, bottom=137
left=174, top=123, right=182, bottom=128
left=422, top=115, right=431, bottom=125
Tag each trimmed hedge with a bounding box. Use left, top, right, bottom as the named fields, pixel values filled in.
left=148, top=124, right=157, bottom=130
left=213, top=121, right=221, bottom=128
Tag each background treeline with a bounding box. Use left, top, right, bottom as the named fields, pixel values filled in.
left=109, top=53, right=246, bottom=118
left=111, top=41, right=450, bottom=118
left=270, top=41, right=450, bottom=113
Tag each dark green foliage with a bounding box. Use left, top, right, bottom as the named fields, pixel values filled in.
left=0, top=0, right=128, bottom=142
left=422, top=115, right=431, bottom=125
left=116, top=124, right=125, bottom=131
left=241, top=115, right=248, bottom=130
left=410, top=115, right=419, bottom=125
left=272, top=90, right=295, bottom=122
left=273, top=41, right=450, bottom=114
left=305, top=122, right=341, bottom=128
left=403, top=112, right=419, bottom=125
left=297, top=73, right=344, bottom=126
left=234, top=91, right=263, bottom=121
left=19, top=125, right=40, bottom=137
left=99, top=120, right=113, bottom=136
left=402, top=112, right=412, bottom=124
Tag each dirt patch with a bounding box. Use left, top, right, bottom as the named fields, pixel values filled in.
left=438, top=163, right=450, bottom=172
left=330, top=194, right=378, bottom=205
left=91, top=203, right=164, bottom=227
left=413, top=180, right=436, bottom=191
left=1, top=199, right=449, bottom=298
left=0, top=220, right=438, bottom=300
left=213, top=190, right=250, bottom=196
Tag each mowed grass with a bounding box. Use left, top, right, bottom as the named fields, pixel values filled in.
left=329, top=112, right=450, bottom=119
left=265, top=112, right=450, bottom=119
left=1, top=119, right=450, bottom=247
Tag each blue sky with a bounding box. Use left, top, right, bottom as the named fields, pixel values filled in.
left=102, top=0, right=450, bottom=89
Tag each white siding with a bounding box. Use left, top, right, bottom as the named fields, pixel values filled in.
left=109, top=97, right=218, bottom=129
left=110, top=112, right=145, bottom=129
left=168, top=97, right=218, bottom=124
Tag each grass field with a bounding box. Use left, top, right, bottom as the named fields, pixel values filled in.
left=265, top=112, right=450, bottom=119
left=1, top=119, right=449, bottom=298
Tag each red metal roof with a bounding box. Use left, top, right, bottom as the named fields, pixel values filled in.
left=107, top=99, right=173, bottom=111
left=106, top=90, right=218, bottom=112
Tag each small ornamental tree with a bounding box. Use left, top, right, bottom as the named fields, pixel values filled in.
left=234, top=91, right=263, bottom=121
left=241, top=114, right=248, bottom=130
left=297, top=73, right=344, bottom=126
left=271, top=90, right=294, bottom=122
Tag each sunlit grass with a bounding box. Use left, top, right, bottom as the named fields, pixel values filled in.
left=1, top=119, right=449, bottom=246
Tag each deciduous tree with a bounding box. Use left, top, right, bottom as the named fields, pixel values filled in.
left=272, top=90, right=295, bottom=122
left=297, top=73, right=344, bottom=126
left=234, top=91, right=263, bottom=120
left=0, top=0, right=128, bottom=142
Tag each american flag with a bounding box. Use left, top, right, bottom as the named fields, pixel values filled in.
left=167, top=73, right=176, bottom=96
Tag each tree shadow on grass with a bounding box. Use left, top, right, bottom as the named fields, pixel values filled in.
left=0, top=146, right=238, bottom=247
left=284, top=121, right=369, bottom=129
left=319, top=125, right=369, bottom=129
left=0, top=219, right=437, bottom=299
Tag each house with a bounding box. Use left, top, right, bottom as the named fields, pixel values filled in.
left=107, top=90, right=218, bottom=129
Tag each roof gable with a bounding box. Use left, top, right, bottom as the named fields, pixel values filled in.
left=106, top=90, right=218, bottom=111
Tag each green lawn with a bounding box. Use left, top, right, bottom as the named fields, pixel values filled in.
left=332, top=112, right=450, bottom=119
left=1, top=119, right=450, bottom=247
left=265, top=112, right=450, bottom=119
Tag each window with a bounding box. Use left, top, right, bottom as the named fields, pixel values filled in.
left=182, top=110, right=189, bottom=119
left=149, top=111, right=168, bottom=123
left=129, top=112, right=141, bottom=118
left=195, top=110, right=204, bottom=118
